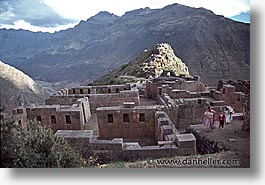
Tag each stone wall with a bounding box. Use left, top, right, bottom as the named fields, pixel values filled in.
left=185, top=80, right=206, bottom=92
left=213, top=81, right=250, bottom=112
left=145, top=76, right=205, bottom=101
left=54, top=110, right=197, bottom=162
left=168, top=89, right=201, bottom=99
left=158, top=94, right=207, bottom=128
left=55, top=130, right=196, bottom=163
left=77, top=98, right=91, bottom=124
left=96, top=103, right=157, bottom=145
left=45, top=95, right=80, bottom=106
left=189, top=126, right=228, bottom=154
left=11, top=106, right=28, bottom=127
left=211, top=90, right=221, bottom=100
left=65, top=84, right=131, bottom=95
left=89, top=90, right=140, bottom=113
left=217, top=80, right=250, bottom=95
left=158, top=94, right=180, bottom=128
left=12, top=98, right=90, bottom=133
left=46, top=90, right=140, bottom=113
left=155, top=111, right=179, bottom=141
left=27, top=107, right=82, bottom=132
left=145, top=81, right=160, bottom=100
left=177, top=98, right=207, bottom=128
left=220, top=84, right=247, bottom=112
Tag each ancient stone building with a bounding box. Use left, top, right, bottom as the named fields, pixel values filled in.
left=11, top=75, right=250, bottom=162
left=96, top=102, right=158, bottom=145
left=56, top=110, right=197, bottom=162
left=59, top=84, right=131, bottom=95
left=12, top=97, right=90, bottom=132
left=158, top=93, right=207, bottom=128
left=145, top=75, right=206, bottom=100
left=46, top=84, right=139, bottom=113
left=211, top=83, right=248, bottom=112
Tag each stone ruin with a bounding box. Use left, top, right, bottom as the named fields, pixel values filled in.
left=11, top=75, right=250, bottom=162
left=12, top=97, right=91, bottom=132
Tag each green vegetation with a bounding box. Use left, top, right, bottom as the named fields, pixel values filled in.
left=91, top=43, right=192, bottom=86
left=0, top=120, right=88, bottom=168
left=124, top=65, right=146, bottom=77
left=92, top=63, right=145, bottom=85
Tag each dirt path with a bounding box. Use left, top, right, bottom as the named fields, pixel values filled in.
left=190, top=120, right=250, bottom=167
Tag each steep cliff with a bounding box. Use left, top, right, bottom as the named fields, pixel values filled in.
left=0, top=60, right=47, bottom=111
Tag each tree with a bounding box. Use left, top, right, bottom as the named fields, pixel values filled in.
left=1, top=120, right=87, bottom=168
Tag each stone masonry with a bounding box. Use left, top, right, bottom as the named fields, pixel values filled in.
left=12, top=97, right=90, bottom=132
left=96, top=102, right=158, bottom=145
left=11, top=75, right=249, bottom=162
left=56, top=110, right=196, bottom=162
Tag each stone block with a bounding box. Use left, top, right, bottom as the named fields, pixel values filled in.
left=183, top=98, right=197, bottom=105
left=201, top=91, right=210, bottom=96
left=161, top=125, right=173, bottom=135
left=176, top=134, right=196, bottom=148
left=232, top=113, right=244, bottom=120
left=123, top=102, right=135, bottom=108
left=158, top=140, right=174, bottom=147
left=164, top=134, right=176, bottom=141
left=158, top=117, right=169, bottom=126
left=155, top=111, right=166, bottom=118
left=210, top=101, right=225, bottom=106
left=123, top=142, right=141, bottom=150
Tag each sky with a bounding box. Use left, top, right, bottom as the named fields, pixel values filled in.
left=0, top=0, right=250, bottom=33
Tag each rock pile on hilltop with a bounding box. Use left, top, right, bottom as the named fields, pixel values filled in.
left=142, top=43, right=190, bottom=77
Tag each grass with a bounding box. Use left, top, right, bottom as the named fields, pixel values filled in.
left=99, top=151, right=242, bottom=168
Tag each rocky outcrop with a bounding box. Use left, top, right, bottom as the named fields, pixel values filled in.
left=0, top=60, right=47, bottom=111
left=0, top=4, right=250, bottom=86
left=142, top=43, right=189, bottom=77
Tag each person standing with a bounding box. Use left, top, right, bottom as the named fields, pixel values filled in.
left=210, top=107, right=216, bottom=128
left=218, top=111, right=226, bottom=130
left=224, top=107, right=232, bottom=124
left=204, top=107, right=214, bottom=131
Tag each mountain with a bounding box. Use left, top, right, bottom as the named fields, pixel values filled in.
left=92, top=43, right=190, bottom=85
left=0, top=60, right=48, bottom=111
left=0, top=4, right=250, bottom=86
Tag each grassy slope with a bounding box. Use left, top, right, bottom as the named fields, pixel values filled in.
left=91, top=48, right=152, bottom=85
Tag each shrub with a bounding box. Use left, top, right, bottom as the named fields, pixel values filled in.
left=0, top=120, right=87, bottom=168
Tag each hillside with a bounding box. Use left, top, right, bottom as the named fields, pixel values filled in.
left=0, top=60, right=48, bottom=111
left=0, top=4, right=250, bottom=86
left=92, top=43, right=190, bottom=85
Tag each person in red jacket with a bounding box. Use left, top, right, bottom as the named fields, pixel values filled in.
left=218, top=110, right=226, bottom=130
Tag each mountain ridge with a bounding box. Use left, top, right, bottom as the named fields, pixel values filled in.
left=0, top=3, right=250, bottom=86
